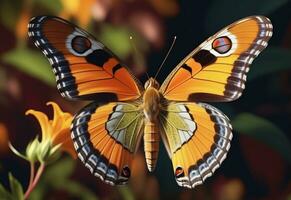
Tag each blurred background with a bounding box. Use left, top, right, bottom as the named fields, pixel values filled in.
left=0, top=0, right=291, bottom=199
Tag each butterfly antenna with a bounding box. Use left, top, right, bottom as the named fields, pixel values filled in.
left=154, top=36, right=177, bottom=80
left=130, top=36, right=150, bottom=80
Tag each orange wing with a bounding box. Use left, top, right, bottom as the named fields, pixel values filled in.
left=159, top=102, right=232, bottom=188
left=160, top=16, right=272, bottom=102
left=71, top=101, right=144, bottom=185
left=28, top=16, right=142, bottom=101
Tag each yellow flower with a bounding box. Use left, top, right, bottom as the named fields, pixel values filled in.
left=25, top=102, right=76, bottom=159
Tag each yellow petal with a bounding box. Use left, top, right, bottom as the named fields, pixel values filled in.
left=53, top=128, right=76, bottom=158
left=47, top=102, right=62, bottom=131
left=46, top=102, right=72, bottom=137
left=46, top=102, right=75, bottom=158
left=26, top=110, right=52, bottom=141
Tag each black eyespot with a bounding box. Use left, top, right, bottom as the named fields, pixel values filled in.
left=193, top=50, right=217, bottom=67
left=175, top=166, right=185, bottom=178
left=71, top=35, right=91, bottom=54
left=121, top=166, right=131, bottom=178
left=212, top=36, right=232, bottom=54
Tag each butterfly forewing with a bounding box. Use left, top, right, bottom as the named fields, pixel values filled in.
left=160, top=16, right=272, bottom=102
left=28, top=16, right=143, bottom=101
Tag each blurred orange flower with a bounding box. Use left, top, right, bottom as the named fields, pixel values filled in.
left=130, top=152, right=160, bottom=199
left=148, top=0, right=179, bottom=16
left=0, top=123, right=9, bottom=154
left=26, top=102, right=76, bottom=158
left=213, top=177, right=245, bottom=200
left=15, top=2, right=31, bottom=41
left=16, top=9, right=30, bottom=40
left=60, top=0, right=95, bottom=27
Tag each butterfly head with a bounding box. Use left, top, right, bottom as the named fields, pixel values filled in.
left=144, top=77, right=160, bottom=90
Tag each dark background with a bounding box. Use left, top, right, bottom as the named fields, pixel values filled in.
left=0, top=0, right=291, bottom=199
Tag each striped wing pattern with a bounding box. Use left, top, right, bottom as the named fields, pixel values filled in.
left=71, top=102, right=143, bottom=185
left=160, top=102, right=232, bottom=188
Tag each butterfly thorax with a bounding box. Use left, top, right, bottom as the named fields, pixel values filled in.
left=143, top=78, right=161, bottom=122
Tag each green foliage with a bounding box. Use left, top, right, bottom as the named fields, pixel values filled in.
left=0, top=173, right=24, bottom=200
left=0, top=67, right=7, bottom=104
left=1, top=47, right=55, bottom=86
left=55, top=181, right=99, bottom=200
left=32, top=0, right=62, bottom=13
left=9, top=173, right=24, bottom=200
left=0, top=67, right=6, bottom=90
left=118, top=186, right=135, bottom=200
left=0, top=184, right=11, bottom=200
left=248, top=47, right=291, bottom=80
left=0, top=0, right=22, bottom=31
left=206, top=0, right=289, bottom=33
left=30, top=157, right=98, bottom=200
left=232, top=113, right=291, bottom=164
left=98, top=24, right=148, bottom=60
left=44, top=156, right=75, bottom=183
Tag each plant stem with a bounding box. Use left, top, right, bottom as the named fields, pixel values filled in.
left=29, top=162, right=35, bottom=187
left=24, top=163, right=45, bottom=200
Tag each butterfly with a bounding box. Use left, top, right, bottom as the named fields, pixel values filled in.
left=28, top=15, right=272, bottom=188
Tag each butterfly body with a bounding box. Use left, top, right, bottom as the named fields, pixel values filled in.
left=142, top=77, right=161, bottom=171
left=28, top=15, right=272, bottom=188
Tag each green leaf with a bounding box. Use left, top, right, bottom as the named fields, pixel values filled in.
left=57, top=181, right=98, bottom=200
left=98, top=24, right=148, bottom=60
left=117, top=186, right=134, bottom=200
left=26, top=138, right=40, bottom=163
left=9, top=143, right=28, bottom=161
left=0, top=0, right=22, bottom=31
left=32, top=0, right=62, bottom=13
left=8, top=173, right=24, bottom=200
left=248, top=47, right=291, bottom=80
left=232, top=113, right=291, bottom=164
left=44, top=157, right=75, bottom=184
left=34, top=157, right=98, bottom=199
left=205, top=0, right=289, bottom=33
left=1, top=47, right=55, bottom=86
left=29, top=180, right=45, bottom=200
left=98, top=24, right=133, bottom=59
left=37, top=140, right=52, bottom=163
left=0, top=183, right=12, bottom=200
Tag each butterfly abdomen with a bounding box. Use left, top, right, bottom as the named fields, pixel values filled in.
left=144, top=121, right=160, bottom=172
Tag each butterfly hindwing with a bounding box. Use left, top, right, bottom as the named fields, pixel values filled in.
left=71, top=102, right=144, bottom=185
left=160, top=16, right=272, bottom=102
left=160, top=102, right=232, bottom=188
left=28, top=16, right=142, bottom=101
